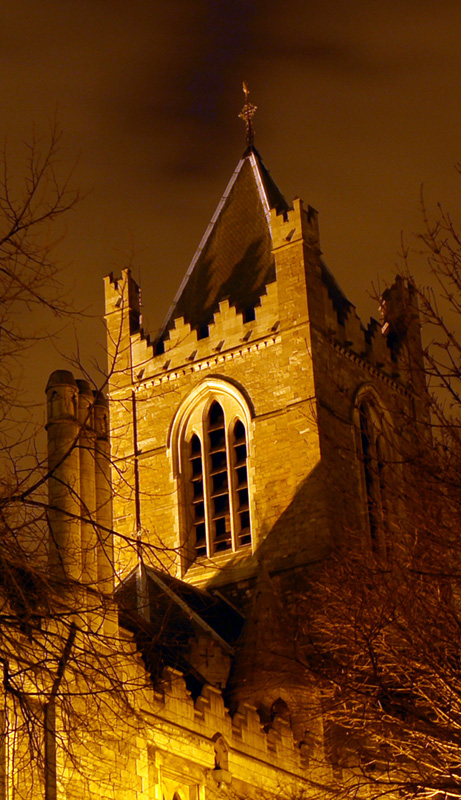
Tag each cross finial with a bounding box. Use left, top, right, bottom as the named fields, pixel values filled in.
left=239, top=81, right=257, bottom=147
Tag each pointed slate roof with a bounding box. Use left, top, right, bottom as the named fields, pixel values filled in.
left=159, top=147, right=291, bottom=339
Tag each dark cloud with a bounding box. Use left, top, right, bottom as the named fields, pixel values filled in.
left=1, top=0, right=461, bottom=411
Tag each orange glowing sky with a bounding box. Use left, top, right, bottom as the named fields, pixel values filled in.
left=2, top=0, right=461, bottom=399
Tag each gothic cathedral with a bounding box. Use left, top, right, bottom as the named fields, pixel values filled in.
left=41, top=130, right=425, bottom=799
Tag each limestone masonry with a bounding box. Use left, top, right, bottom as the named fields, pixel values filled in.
left=12, top=144, right=426, bottom=799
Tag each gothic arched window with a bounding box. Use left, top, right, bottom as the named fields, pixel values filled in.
left=187, top=400, right=251, bottom=561
left=355, top=395, right=390, bottom=555
left=170, top=379, right=253, bottom=569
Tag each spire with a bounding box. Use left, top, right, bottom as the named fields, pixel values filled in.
left=157, top=123, right=291, bottom=341
left=239, top=81, right=257, bottom=147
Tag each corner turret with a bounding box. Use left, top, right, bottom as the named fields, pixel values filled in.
left=46, top=371, right=114, bottom=613
left=46, top=370, right=81, bottom=583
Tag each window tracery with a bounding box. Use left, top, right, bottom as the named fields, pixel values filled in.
left=186, top=400, right=251, bottom=560
left=170, top=378, right=253, bottom=567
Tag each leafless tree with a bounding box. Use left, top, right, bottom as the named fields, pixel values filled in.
left=0, top=130, right=154, bottom=800
left=298, top=189, right=461, bottom=800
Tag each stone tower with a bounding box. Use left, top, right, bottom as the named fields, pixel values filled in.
left=104, top=144, right=424, bottom=598
left=38, top=131, right=428, bottom=800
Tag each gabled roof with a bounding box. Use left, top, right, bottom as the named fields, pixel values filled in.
left=159, top=147, right=291, bottom=339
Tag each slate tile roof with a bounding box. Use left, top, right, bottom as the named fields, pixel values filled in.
left=159, top=147, right=291, bottom=339
left=157, top=145, right=352, bottom=343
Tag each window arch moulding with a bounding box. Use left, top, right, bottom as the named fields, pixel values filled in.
left=169, top=377, right=254, bottom=568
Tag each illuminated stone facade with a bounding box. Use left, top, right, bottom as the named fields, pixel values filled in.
left=84, top=146, right=423, bottom=798
left=105, top=148, right=424, bottom=587
left=5, top=145, right=425, bottom=799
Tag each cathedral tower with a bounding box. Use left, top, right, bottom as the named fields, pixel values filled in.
left=37, top=97, right=428, bottom=800
left=104, top=139, right=423, bottom=597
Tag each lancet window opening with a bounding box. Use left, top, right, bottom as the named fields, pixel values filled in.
left=356, top=399, right=389, bottom=554
left=187, top=400, right=251, bottom=560
left=232, top=419, right=251, bottom=547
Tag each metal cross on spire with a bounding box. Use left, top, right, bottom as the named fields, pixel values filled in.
left=239, top=81, right=257, bottom=147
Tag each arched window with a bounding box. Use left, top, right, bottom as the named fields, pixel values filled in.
left=357, top=403, right=381, bottom=548
left=355, top=394, right=390, bottom=555
left=186, top=400, right=251, bottom=561
left=170, top=378, right=253, bottom=568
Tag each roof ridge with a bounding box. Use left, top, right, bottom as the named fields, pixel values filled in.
left=245, top=146, right=292, bottom=217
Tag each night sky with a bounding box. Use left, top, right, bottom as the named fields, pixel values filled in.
left=3, top=0, right=461, bottom=408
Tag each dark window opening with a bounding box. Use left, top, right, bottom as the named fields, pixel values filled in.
left=189, top=434, right=207, bottom=556
left=232, top=420, right=251, bottom=548
left=187, top=408, right=251, bottom=561
left=358, top=403, right=385, bottom=553
left=198, top=322, right=210, bottom=340
left=243, top=306, right=256, bottom=323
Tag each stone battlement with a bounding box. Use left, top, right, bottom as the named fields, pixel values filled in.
left=106, top=258, right=419, bottom=397
left=150, top=666, right=309, bottom=778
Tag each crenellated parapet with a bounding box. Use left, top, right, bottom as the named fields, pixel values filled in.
left=106, top=269, right=281, bottom=390
left=106, top=250, right=420, bottom=402
left=321, top=274, right=423, bottom=388
left=152, top=667, right=310, bottom=779
left=269, top=197, right=422, bottom=388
